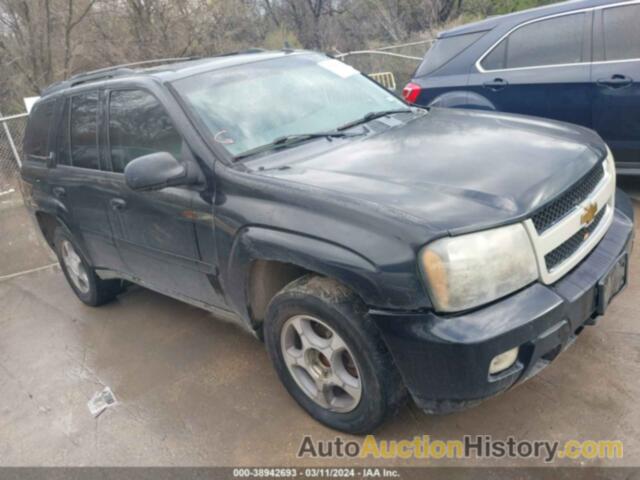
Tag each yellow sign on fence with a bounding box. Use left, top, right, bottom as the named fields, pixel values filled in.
left=368, top=71, right=396, bottom=91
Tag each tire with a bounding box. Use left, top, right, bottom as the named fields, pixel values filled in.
left=264, top=274, right=406, bottom=434
left=53, top=227, right=124, bottom=306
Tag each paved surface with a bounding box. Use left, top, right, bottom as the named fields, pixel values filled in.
left=0, top=186, right=638, bottom=468
left=0, top=188, right=55, bottom=278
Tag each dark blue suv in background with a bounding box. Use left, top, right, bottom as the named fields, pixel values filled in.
left=403, top=0, right=640, bottom=175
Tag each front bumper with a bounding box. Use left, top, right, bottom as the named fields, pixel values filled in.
left=371, top=189, right=635, bottom=414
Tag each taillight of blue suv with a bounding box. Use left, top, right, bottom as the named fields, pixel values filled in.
left=402, top=82, right=421, bottom=104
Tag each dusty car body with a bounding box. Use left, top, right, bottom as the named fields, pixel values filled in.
left=20, top=51, right=634, bottom=433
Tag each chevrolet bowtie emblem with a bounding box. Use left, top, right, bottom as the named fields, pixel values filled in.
left=580, top=202, right=598, bottom=227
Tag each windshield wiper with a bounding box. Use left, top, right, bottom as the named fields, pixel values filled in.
left=337, top=108, right=413, bottom=131
left=234, top=131, right=362, bottom=161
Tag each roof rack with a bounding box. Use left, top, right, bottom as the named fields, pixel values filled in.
left=68, top=67, right=134, bottom=87
left=40, top=56, right=202, bottom=96
left=40, top=49, right=269, bottom=96
left=68, top=56, right=202, bottom=84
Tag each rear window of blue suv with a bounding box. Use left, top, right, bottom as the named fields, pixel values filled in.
left=415, top=31, right=486, bottom=76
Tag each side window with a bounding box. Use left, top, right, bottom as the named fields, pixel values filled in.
left=70, top=91, right=100, bottom=170
left=482, top=13, right=585, bottom=70
left=108, top=89, right=182, bottom=173
left=23, top=100, right=55, bottom=162
left=56, top=98, right=71, bottom=165
left=481, top=40, right=507, bottom=71
left=602, top=4, right=640, bottom=61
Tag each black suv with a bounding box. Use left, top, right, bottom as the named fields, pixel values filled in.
left=21, top=51, right=634, bottom=433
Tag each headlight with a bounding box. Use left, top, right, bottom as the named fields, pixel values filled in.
left=605, top=145, right=616, bottom=210
left=420, top=224, right=538, bottom=312
left=605, top=145, right=616, bottom=176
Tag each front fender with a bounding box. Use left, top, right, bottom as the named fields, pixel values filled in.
left=224, top=226, right=381, bottom=322
left=429, top=91, right=496, bottom=111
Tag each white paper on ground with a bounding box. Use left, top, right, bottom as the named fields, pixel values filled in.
left=87, top=386, right=117, bottom=417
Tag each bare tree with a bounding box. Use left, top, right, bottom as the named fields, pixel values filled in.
left=63, top=0, right=98, bottom=75
left=261, top=0, right=348, bottom=49
left=0, top=0, right=98, bottom=104
left=0, top=0, right=552, bottom=113
left=432, top=0, right=463, bottom=24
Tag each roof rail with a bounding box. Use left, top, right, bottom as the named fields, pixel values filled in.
left=69, top=68, right=135, bottom=87
left=65, top=51, right=270, bottom=87
left=68, top=56, right=202, bottom=83
left=40, top=50, right=269, bottom=96
left=40, top=56, right=202, bottom=96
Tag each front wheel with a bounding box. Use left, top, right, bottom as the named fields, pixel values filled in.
left=264, top=275, right=406, bottom=434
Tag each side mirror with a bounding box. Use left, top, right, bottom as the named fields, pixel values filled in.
left=124, top=152, right=189, bottom=191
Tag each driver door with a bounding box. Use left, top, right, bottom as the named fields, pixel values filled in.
left=104, top=87, right=224, bottom=306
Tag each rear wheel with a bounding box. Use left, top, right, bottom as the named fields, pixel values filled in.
left=264, top=275, right=406, bottom=434
left=54, top=228, right=124, bottom=306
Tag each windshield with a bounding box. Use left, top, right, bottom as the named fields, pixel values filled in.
left=172, top=54, right=406, bottom=157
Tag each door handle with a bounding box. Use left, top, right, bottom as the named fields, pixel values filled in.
left=110, top=198, right=127, bottom=211
left=483, top=78, right=508, bottom=92
left=52, top=187, right=66, bottom=199
left=597, top=74, right=632, bottom=89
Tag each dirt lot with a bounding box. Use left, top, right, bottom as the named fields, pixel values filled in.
left=0, top=183, right=638, bottom=468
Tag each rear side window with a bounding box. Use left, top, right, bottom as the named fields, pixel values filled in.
left=69, top=91, right=99, bottom=170
left=108, top=89, right=182, bottom=173
left=24, top=100, right=55, bottom=161
left=482, top=13, right=585, bottom=70
left=416, top=32, right=485, bottom=77
left=601, top=4, right=640, bottom=61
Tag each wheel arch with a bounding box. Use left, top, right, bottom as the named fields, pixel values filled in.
left=34, top=211, right=59, bottom=249
left=224, top=226, right=381, bottom=333
left=34, top=210, right=93, bottom=264
left=428, top=91, right=496, bottom=110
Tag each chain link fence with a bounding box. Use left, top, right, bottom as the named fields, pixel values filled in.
left=0, top=112, right=27, bottom=196
left=336, top=39, right=433, bottom=93
left=0, top=111, right=57, bottom=279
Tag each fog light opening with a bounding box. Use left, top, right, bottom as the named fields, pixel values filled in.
left=489, top=347, right=519, bottom=375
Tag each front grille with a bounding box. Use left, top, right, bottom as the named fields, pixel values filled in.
left=532, top=162, right=604, bottom=233
left=544, top=207, right=606, bottom=271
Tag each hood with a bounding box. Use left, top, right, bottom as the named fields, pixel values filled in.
left=255, top=108, right=606, bottom=233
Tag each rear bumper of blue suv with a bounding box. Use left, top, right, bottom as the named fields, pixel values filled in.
left=371, top=189, right=635, bottom=414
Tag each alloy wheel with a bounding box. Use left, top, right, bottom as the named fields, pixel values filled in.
left=280, top=314, right=362, bottom=413
left=60, top=240, right=90, bottom=294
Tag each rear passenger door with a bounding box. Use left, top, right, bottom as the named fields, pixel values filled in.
left=52, top=90, right=125, bottom=272
left=469, top=12, right=593, bottom=127
left=21, top=98, right=56, bottom=208
left=591, top=2, right=640, bottom=172
left=105, top=88, right=225, bottom=307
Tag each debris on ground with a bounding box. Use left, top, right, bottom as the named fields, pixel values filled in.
left=87, top=387, right=117, bottom=417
